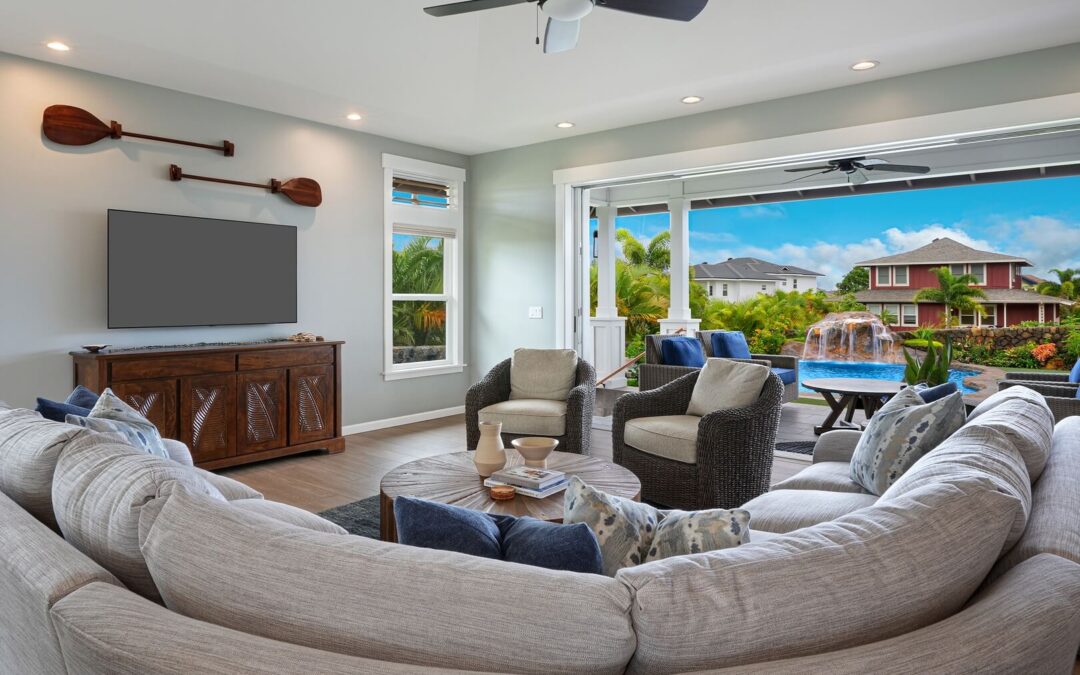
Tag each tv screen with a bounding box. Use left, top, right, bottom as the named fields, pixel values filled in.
left=108, top=210, right=297, bottom=328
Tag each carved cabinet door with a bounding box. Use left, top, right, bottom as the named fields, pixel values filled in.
left=237, top=369, right=288, bottom=454
left=110, top=379, right=178, bottom=439
left=288, top=364, right=335, bottom=445
left=180, top=374, right=236, bottom=463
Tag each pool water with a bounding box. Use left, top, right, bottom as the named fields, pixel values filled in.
left=799, top=360, right=978, bottom=394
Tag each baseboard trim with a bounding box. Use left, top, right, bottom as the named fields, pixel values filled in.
left=342, top=405, right=466, bottom=436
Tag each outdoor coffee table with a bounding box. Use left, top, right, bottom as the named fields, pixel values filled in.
left=802, top=377, right=904, bottom=435
left=379, top=449, right=641, bottom=542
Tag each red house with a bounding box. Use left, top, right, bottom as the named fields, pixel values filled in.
left=853, top=237, right=1072, bottom=328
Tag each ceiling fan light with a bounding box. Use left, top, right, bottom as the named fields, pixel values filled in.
left=542, top=0, right=594, bottom=22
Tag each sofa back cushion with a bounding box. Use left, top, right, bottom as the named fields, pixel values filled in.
left=140, top=484, right=636, bottom=675
left=615, top=480, right=1018, bottom=675
left=964, top=387, right=1053, bottom=481
left=658, top=336, right=706, bottom=368
left=686, top=358, right=770, bottom=416
left=0, top=408, right=85, bottom=530
left=509, top=348, right=578, bottom=401
left=708, top=330, right=753, bottom=360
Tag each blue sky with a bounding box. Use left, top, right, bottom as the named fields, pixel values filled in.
left=599, top=175, right=1080, bottom=289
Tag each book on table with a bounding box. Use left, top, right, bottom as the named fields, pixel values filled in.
left=489, top=466, right=566, bottom=490
left=483, top=478, right=568, bottom=499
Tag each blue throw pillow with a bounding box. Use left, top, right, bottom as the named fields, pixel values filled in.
left=711, top=331, right=752, bottom=360
left=659, top=336, right=705, bottom=367
left=1070, top=358, right=1080, bottom=384
left=65, top=385, right=100, bottom=409
left=394, top=496, right=603, bottom=574
left=35, top=398, right=92, bottom=423
left=916, top=381, right=958, bottom=403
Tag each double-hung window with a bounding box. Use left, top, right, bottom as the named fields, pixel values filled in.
left=958, top=308, right=976, bottom=326
left=892, top=266, right=909, bottom=286
left=981, top=304, right=997, bottom=327
left=876, top=266, right=891, bottom=286
left=969, top=263, right=986, bottom=285
left=383, top=155, right=465, bottom=380
left=722, top=283, right=728, bottom=297
left=901, top=304, right=918, bottom=326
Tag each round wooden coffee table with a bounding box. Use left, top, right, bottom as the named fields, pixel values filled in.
left=379, top=449, right=641, bottom=542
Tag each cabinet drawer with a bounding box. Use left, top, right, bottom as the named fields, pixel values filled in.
left=238, top=346, right=332, bottom=371
left=111, top=354, right=236, bottom=381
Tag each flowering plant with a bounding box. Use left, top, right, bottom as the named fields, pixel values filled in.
left=1031, top=343, right=1057, bottom=364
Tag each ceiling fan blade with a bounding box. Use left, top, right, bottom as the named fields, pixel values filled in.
left=424, top=0, right=528, bottom=17
left=781, top=168, right=836, bottom=184
left=544, top=17, right=581, bottom=53
left=783, top=165, right=835, bottom=173
left=597, top=0, right=707, bottom=21
left=865, top=164, right=931, bottom=174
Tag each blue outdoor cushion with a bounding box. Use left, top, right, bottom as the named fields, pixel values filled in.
left=770, top=367, right=797, bottom=385
left=1070, top=358, right=1080, bottom=384
left=660, top=336, right=705, bottom=368
left=394, top=496, right=603, bottom=574
left=916, top=381, right=958, bottom=403
left=34, top=398, right=92, bottom=423
left=711, top=331, right=752, bottom=360
left=65, top=385, right=100, bottom=409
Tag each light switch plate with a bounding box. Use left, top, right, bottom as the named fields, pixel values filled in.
left=528, top=306, right=543, bottom=319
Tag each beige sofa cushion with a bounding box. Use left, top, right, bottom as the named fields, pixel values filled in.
left=687, top=358, right=770, bottom=416
left=965, top=388, right=1053, bottom=481
left=616, top=480, right=1018, bottom=674
left=509, top=348, right=578, bottom=401
left=881, top=424, right=1031, bottom=551
left=194, top=467, right=264, bottom=501
left=0, top=408, right=85, bottom=529
left=141, top=484, right=636, bottom=675
left=478, top=399, right=567, bottom=436
left=624, top=415, right=699, bottom=464
left=231, top=499, right=346, bottom=535
left=771, top=461, right=869, bottom=493
left=741, top=489, right=878, bottom=534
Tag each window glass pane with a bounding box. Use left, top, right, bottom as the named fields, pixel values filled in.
left=902, top=304, right=917, bottom=325
left=392, top=300, right=446, bottom=364
left=792, top=278, right=798, bottom=289
left=893, top=266, right=908, bottom=285
left=392, top=234, right=444, bottom=294
left=969, top=263, right=986, bottom=284
left=982, top=304, right=996, bottom=326
left=722, top=284, right=728, bottom=297
left=950, top=264, right=965, bottom=276
left=884, top=304, right=900, bottom=323
left=876, top=267, right=890, bottom=285
left=392, top=177, right=451, bottom=209
left=959, top=309, right=975, bottom=325
left=866, top=304, right=881, bottom=315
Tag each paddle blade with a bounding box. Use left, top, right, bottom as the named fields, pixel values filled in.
left=278, top=177, right=322, bottom=207
left=42, top=105, right=113, bottom=146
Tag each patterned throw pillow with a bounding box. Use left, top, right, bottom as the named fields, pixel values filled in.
left=849, top=387, right=966, bottom=496
left=563, top=476, right=750, bottom=575
left=65, top=388, right=170, bottom=459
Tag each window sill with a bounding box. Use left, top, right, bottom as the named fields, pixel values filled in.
left=383, top=363, right=466, bottom=381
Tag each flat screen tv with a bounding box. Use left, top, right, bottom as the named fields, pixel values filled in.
left=108, top=210, right=297, bottom=328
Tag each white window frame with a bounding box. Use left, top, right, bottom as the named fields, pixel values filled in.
left=958, top=307, right=976, bottom=326
left=866, top=303, right=882, bottom=316
left=969, top=263, right=986, bottom=286
left=980, top=304, right=997, bottom=327
left=383, top=154, right=466, bottom=381
left=901, top=303, right=918, bottom=326
left=875, top=266, right=891, bottom=286
left=722, top=283, right=728, bottom=297
left=884, top=304, right=901, bottom=324
left=949, top=264, right=966, bottom=276
left=892, top=265, right=909, bottom=287
left=792, top=277, right=798, bottom=289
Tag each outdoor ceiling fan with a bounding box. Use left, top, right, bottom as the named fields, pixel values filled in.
left=423, top=0, right=709, bottom=54
left=784, top=157, right=932, bottom=186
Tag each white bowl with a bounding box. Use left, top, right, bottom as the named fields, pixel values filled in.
left=511, top=437, right=559, bottom=468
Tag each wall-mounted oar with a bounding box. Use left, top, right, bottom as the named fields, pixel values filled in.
left=43, top=105, right=235, bottom=156
left=169, top=164, right=322, bottom=207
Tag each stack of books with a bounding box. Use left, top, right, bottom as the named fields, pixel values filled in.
left=484, top=466, right=568, bottom=499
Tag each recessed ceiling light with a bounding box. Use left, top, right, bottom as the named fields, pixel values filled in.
left=46, top=41, right=71, bottom=51
left=850, top=60, right=879, bottom=71
left=555, top=121, right=575, bottom=129
left=346, top=113, right=362, bottom=121
left=681, top=95, right=703, bottom=104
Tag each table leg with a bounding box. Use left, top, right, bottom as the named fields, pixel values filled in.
left=379, top=492, right=398, bottom=542
left=815, top=392, right=855, bottom=435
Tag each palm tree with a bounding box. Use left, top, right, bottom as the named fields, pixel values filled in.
left=590, top=261, right=667, bottom=339
left=615, top=229, right=670, bottom=271
left=1036, top=268, right=1078, bottom=301
left=391, top=237, right=446, bottom=347
left=615, top=229, right=647, bottom=266
left=913, top=267, right=988, bottom=327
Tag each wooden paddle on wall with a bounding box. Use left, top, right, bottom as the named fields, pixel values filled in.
left=169, top=165, right=322, bottom=207
left=43, top=105, right=235, bottom=156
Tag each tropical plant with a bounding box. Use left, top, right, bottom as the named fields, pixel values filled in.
left=913, top=267, right=988, bottom=326
left=615, top=228, right=647, bottom=266
left=902, top=336, right=953, bottom=386
left=1036, top=267, right=1078, bottom=301
left=589, top=261, right=667, bottom=339
left=879, top=308, right=898, bottom=327
left=834, top=293, right=866, bottom=312
left=1031, top=343, right=1057, bottom=364
left=644, top=231, right=670, bottom=272
left=1064, top=329, right=1080, bottom=359
left=836, top=267, right=870, bottom=293
left=391, top=237, right=446, bottom=349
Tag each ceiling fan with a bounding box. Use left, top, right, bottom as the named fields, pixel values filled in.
left=423, top=0, right=709, bottom=54
left=783, top=157, right=931, bottom=185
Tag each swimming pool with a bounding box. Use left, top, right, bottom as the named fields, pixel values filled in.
left=798, top=360, right=978, bottom=394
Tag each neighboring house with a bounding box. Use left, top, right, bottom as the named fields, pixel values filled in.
left=692, top=257, right=822, bottom=302
left=1020, top=273, right=1047, bottom=291
left=854, top=237, right=1073, bottom=328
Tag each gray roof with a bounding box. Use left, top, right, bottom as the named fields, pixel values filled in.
left=854, top=288, right=1073, bottom=305
left=855, top=237, right=1032, bottom=266
left=692, top=257, right=822, bottom=281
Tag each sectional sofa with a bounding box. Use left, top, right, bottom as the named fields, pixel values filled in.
left=1, top=389, right=1079, bottom=675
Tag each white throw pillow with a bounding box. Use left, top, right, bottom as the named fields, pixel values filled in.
left=686, top=358, right=770, bottom=417
left=509, top=348, right=578, bottom=401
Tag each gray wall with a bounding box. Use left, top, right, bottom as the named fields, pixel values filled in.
left=467, top=43, right=1080, bottom=377
left=0, top=53, right=470, bottom=424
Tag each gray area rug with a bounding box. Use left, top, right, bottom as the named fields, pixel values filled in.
left=318, top=495, right=381, bottom=538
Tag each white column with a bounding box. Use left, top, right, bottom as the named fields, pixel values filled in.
left=659, top=196, right=701, bottom=335
left=592, top=205, right=627, bottom=388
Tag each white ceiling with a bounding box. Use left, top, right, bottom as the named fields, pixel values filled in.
left=4, top=0, right=1080, bottom=155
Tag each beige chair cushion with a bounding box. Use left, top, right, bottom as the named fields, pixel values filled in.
left=140, top=484, right=636, bottom=675
left=687, top=358, right=770, bottom=416
left=742, top=489, right=878, bottom=533
left=193, top=467, right=264, bottom=501
left=617, top=479, right=1019, bottom=674
left=624, top=415, right=700, bottom=464
left=965, top=388, right=1053, bottom=481
left=0, top=408, right=85, bottom=530
left=231, top=499, right=346, bottom=535
left=509, top=348, right=578, bottom=401
left=771, top=461, right=869, bottom=494
left=479, top=399, right=567, bottom=436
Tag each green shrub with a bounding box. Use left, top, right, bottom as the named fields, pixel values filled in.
left=1064, top=330, right=1080, bottom=359
left=903, top=339, right=944, bottom=350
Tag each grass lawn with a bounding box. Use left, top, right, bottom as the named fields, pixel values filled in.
left=794, top=396, right=828, bottom=407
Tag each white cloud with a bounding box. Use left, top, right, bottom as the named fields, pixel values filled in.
left=881, top=225, right=992, bottom=253
left=1006, top=216, right=1080, bottom=278
left=738, top=205, right=787, bottom=220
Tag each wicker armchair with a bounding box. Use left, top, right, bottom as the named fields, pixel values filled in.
left=613, top=370, right=784, bottom=510
left=466, top=358, right=596, bottom=455
left=638, top=334, right=777, bottom=392
left=1003, top=370, right=1076, bottom=384
left=998, top=379, right=1079, bottom=422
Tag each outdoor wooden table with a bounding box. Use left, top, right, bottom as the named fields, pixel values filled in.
left=802, top=377, right=904, bottom=435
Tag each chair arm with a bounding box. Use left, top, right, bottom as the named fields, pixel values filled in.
left=615, top=371, right=698, bottom=423
left=751, top=353, right=799, bottom=371
left=1045, top=396, right=1080, bottom=423
left=638, top=363, right=698, bottom=391
left=465, top=359, right=511, bottom=449
left=564, top=360, right=597, bottom=454
left=812, top=430, right=863, bottom=464
left=998, top=380, right=1079, bottom=397
left=1003, top=371, right=1070, bottom=382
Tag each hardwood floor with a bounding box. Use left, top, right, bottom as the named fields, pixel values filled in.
left=221, top=404, right=829, bottom=512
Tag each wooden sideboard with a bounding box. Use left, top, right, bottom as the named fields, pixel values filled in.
left=71, top=341, right=345, bottom=469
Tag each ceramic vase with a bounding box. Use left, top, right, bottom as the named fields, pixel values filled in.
left=474, top=422, right=506, bottom=477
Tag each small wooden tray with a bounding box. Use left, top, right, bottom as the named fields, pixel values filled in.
left=489, top=485, right=516, bottom=501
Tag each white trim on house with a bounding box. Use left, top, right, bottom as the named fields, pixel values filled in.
left=342, top=405, right=466, bottom=435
